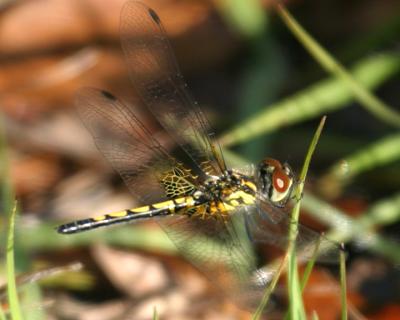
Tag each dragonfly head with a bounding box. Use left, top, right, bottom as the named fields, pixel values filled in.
left=257, top=158, right=295, bottom=207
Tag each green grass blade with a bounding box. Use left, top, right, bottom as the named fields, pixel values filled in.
left=276, top=4, right=400, bottom=128
left=6, top=202, right=23, bottom=320
left=152, top=306, right=159, bottom=320
left=290, top=116, right=327, bottom=223
left=287, top=116, right=327, bottom=319
left=359, top=193, right=400, bottom=227
left=302, top=193, right=400, bottom=266
left=311, top=310, right=320, bottom=320
left=287, top=258, right=304, bottom=320
left=219, top=53, right=400, bottom=147
left=321, top=133, right=400, bottom=191
left=300, top=234, right=322, bottom=292
left=252, top=252, right=289, bottom=319
left=282, top=234, right=321, bottom=320
left=215, top=0, right=266, bottom=36
left=0, top=304, right=5, bottom=320
left=340, top=244, right=348, bottom=320
left=0, top=116, right=7, bottom=320
left=0, top=115, right=23, bottom=319
left=20, top=284, right=45, bottom=320
left=0, top=116, right=14, bottom=240
left=303, top=192, right=400, bottom=233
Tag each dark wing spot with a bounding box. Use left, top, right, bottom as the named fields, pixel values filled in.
left=100, top=90, right=117, bottom=101
left=148, top=8, right=161, bottom=24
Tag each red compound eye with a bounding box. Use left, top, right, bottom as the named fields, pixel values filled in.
left=272, top=169, right=290, bottom=193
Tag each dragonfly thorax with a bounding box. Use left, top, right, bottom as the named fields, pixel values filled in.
left=199, top=170, right=257, bottom=207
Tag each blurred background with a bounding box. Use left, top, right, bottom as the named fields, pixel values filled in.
left=0, top=0, right=400, bottom=319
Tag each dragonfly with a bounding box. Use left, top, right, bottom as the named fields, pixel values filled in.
left=57, top=1, right=340, bottom=310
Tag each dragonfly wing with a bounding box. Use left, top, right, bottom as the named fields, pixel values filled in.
left=76, top=87, right=197, bottom=204
left=245, top=199, right=342, bottom=264
left=158, top=212, right=281, bottom=311
left=120, top=1, right=226, bottom=178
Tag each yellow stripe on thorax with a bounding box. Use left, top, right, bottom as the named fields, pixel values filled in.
left=225, top=190, right=255, bottom=205
left=243, top=180, right=257, bottom=192
left=219, top=202, right=235, bottom=211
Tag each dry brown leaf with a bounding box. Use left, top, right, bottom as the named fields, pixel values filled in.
left=0, top=0, right=213, bottom=56
left=10, top=152, right=63, bottom=197
left=91, top=244, right=169, bottom=297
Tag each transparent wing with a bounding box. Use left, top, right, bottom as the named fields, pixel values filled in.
left=159, top=212, right=281, bottom=311
left=120, top=1, right=226, bottom=178
left=245, top=198, right=342, bottom=264
left=76, top=87, right=197, bottom=204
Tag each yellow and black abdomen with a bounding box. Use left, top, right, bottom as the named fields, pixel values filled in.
left=57, top=196, right=198, bottom=234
